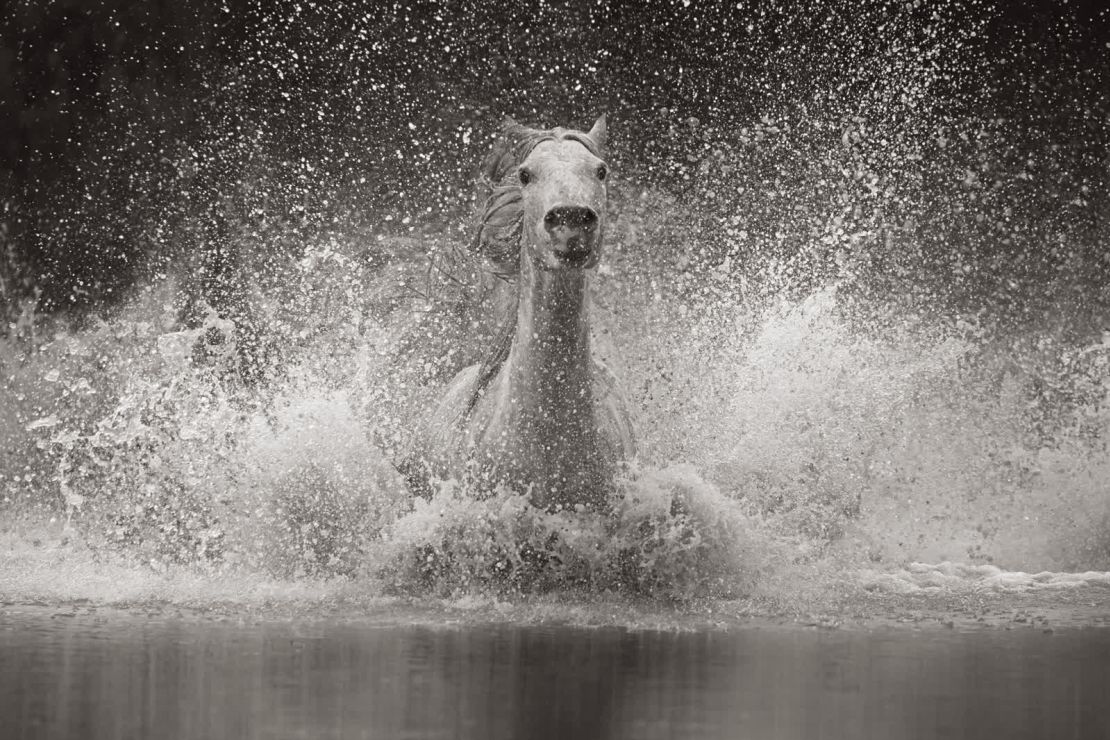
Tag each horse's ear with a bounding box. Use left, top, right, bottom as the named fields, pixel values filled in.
left=586, top=114, right=607, bottom=150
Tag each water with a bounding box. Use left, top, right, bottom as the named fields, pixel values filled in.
left=3, top=3, right=1109, bottom=737
left=3, top=605, right=1107, bottom=740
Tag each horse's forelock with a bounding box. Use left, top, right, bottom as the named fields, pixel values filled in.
left=561, top=131, right=604, bottom=159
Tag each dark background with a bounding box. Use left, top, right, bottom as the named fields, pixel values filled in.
left=1, top=0, right=1107, bottom=324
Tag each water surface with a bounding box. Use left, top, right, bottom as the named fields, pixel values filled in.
left=3, top=606, right=1108, bottom=740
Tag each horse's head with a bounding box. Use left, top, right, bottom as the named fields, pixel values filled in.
left=515, top=116, right=608, bottom=270
left=476, top=116, right=608, bottom=272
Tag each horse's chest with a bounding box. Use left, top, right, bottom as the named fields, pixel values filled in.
left=471, top=379, right=599, bottom=456
left=462, top=372, right=612, bottom=491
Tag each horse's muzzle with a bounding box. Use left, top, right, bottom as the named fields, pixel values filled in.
left=544, top=206, right=599, bottom=266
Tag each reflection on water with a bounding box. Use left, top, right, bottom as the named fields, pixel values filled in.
left=2, top=608, right=1108, bottom=740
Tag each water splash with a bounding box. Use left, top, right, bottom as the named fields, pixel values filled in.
left=4, top=266, right=1106, bottom=615
left=2, top=1, right=1108, bottom=617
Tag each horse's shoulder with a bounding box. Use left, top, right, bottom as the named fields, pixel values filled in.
left=590, top=357, right=626, bottom=395
left=400, top=363, right=483, bottom=491
left=590, top=355, right=613, bottom=378
left=433, top=363, right=483, bottom=419
left=591, top=358, right=637, bottom=458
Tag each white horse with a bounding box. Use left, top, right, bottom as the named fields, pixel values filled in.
left=403, top=115, right=635, bottom=510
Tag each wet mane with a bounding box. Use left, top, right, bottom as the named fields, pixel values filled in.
left=471, top=120, right=605, bottom=274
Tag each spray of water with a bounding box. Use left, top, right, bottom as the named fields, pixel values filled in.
left=1, top=1, right=1108, bottom=616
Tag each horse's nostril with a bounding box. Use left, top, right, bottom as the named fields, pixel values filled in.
left=544, top=207, right=598, bottom=231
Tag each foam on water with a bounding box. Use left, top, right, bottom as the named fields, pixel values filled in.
left=861, top=562, right=1110, bottom=595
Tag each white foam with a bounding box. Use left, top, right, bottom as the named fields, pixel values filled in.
left=862, top=561, right=1110, bottom=594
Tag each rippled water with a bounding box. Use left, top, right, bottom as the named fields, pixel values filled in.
left=3, top=606, right=1107, bottom=740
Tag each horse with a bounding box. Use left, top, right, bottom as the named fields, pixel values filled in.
left=402, top=115, right=636, bottom=511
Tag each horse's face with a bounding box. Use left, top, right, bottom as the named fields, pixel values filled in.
left=517, top=121, right=608, bottom=271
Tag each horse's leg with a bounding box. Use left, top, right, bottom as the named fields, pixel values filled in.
left=398, top=364, right=483, bottom=499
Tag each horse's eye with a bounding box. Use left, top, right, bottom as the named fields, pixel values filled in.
left=596, top=165, right=608, bottom=181
left=518, top=168, right=532, bottom=186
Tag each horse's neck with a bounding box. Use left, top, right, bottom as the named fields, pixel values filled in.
left=505, top=258, right=593, bottom=422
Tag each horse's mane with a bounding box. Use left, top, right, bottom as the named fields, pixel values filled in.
left=471, top=118, right=605, bottom=275
left=463, top=117, right=605, bottom=414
